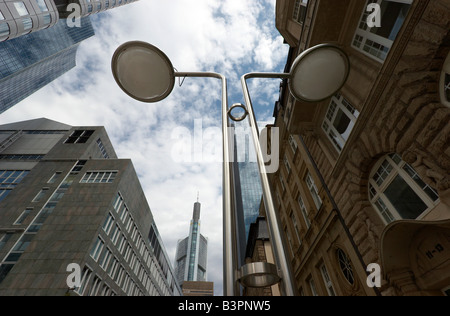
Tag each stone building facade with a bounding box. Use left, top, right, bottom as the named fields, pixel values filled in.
left=266, top=0, right=450, bottom=296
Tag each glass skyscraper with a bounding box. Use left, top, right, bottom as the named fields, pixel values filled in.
left=0, top=16, right=94, bottom=113
left=174, top=200, right=208, bottom=288
left=232, top=121, right=263, bottom=265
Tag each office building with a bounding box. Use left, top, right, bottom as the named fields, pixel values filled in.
left=251, top=0, right=450, bottom=296
left=0, top=0, right=59, bottom=42
left=174, top=199, right=208, bottom=288
left=0, top=118, right=181, bottom=296
left=0, top=0, right=138, bottom=42
left=0, top=16, right=94, bottom=113
left=0, top=0, right=139, bottom=114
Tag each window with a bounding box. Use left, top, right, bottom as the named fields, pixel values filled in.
left=297, top=195, right=311, bottom=228
left=369, top=154, right=439, bottom=224
left=283, top=155, right=291, bottom=175
left=293, top=0, right=308, bottom=24
left=288, top=135, right=298, bottom=154
left=0, top=23, right=9, bottom=39
left=22, top=17, right=32, bottom=32
left=14, top=2, right=29, bottom=16
left=42, top=12, right=51, bottom=24
left=102, top=213, right=114, bottom=235
left=320, top=264, right=336, bottom=296
left=0, top=170, right=29, bottom=203
left=305, top=172, right=322, bottom=210
left=80, top=171, right=117, bottom=183
left=13, top=208, right=33, bottom=225
left=90, top=237, right=105, bottom=261
left=290, top=212, right=302, bottom=245
left=47, top=172, right=62, bottom=184
left=352, top=0, right=412, bottom=62
left=337, top=248, right=355, bottom=285
left=308, top=277, right=318, bottom=296
left=32, top=188, right=49, bottom=202
left=75, top=266, right=93, bottom=295
left=64, top=130, right=94, bottom=144
left=440, top=52, right=450, bottom=107
left=97, top=139, right=110, bottom=158
left=322, top=93, right=359, bottom=152
left=35, top=0, right=49, bottom=12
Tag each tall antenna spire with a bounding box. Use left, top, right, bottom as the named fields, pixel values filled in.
left=197, top=191, right=199, bottom=203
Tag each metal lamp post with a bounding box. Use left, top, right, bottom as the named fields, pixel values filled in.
left=111, top=41, right=350, bottom=296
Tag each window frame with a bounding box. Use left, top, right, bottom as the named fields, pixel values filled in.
left=322, top=93, right=360, bottom=152
left=439, top=52, right=450, bottom=107
left=368, top=153, right=440, bottom=224
left=351, top=0, right=413, bottom=62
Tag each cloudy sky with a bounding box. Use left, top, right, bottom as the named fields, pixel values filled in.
left=0, top=0, right=289, bottom=295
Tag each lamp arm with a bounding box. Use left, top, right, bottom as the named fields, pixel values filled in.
left=175, top=71, right=239, bottom=296
left=240, top=72, right=297, bottom=296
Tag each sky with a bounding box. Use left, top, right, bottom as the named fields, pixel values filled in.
left=0, top=0, right=290, bottom=296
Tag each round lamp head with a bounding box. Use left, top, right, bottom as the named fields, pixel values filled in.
left=111, top=41, right=175, bottom=103
left=288, top=44, right=350, bottom=102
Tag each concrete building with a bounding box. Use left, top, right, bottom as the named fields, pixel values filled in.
left=0, top=118, right=181, bottom=296
left=174, top=199, right=208, bottom=288
left=181, top=281, right=214, bottom=297
left=247, top=0, right=449, bottom=296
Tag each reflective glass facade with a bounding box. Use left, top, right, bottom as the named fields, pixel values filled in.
left=0, top=16, right=94, bottom=113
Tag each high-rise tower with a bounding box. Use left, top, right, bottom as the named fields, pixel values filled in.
left=174, top=198, right=208, bottom=288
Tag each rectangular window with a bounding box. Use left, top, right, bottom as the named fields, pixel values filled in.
left=102, top=213, right=114, bottom=235
left=288, top=135, right=298, bottom=154
left=322, top=93, right=359, bottom=152
left=293, top=0, right=308, bottom=24
left=22, top=17, right=32, bottom=31
left=14, top=2, right=29, bottom=16
left=35, top=0, right=49, bottom=12
left=75, top=266, right=93, bottom=295
left=47, top=172, right=62, bottom=184
left=309, top=277, right=318, bottom=296
left=96, top=139, right=110, bottom=159
left=290, top=212, right=302, bottom=245
left=297, top=195, right=311, bottom=228
left=32, top=188, right=49, bottom=202
left=90, top=237, right=105, bottom=261
left=305, top=172, right=322, bottom=210
left=64, top=130, right=94, bottom=144
left=352, top=0, right=412, bottom=62
left=284, top=155, right=291, bottom=175
left=13, top=208, right=33, bottom=225
left=0, top=22, right=9, bottom=38
left=80, top=171, right=117, bottom=184
left=320, top=264, right=336, bottom=296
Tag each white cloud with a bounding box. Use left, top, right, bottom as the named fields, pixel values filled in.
left=0, top=0, right=289, bottom=296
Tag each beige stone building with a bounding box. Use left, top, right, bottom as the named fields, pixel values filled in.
left=251, top=0, right=450, bottom=296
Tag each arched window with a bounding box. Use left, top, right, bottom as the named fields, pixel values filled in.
left=440, top=52, right=450, bottom=107
left=368, top=154, right=439, bottom=224
left=336, top=248, right=354, bottom=285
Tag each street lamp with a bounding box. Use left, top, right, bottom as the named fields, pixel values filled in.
left=111, top=41, right=350, bottom=296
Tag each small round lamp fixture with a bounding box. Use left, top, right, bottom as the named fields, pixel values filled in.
left=238, top=262, right=281, bottom=288
left=111, top=41, right=175, bottom=103
left=288, top=44, right=350, bottom=102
